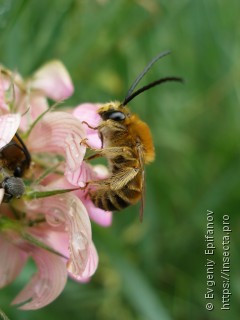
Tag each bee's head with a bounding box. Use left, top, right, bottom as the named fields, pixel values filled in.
left=98, top=102, right=130, bottom=122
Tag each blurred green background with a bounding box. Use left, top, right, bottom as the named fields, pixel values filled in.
left=0, top=0, right=240, bottom=319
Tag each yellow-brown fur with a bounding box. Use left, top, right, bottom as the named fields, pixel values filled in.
left=85, top=101, right=154, bottom=213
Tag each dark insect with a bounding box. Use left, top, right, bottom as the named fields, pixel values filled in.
left=0, top=133, right=31, bottom=202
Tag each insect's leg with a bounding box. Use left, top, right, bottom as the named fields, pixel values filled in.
left=99, top=131, right=104, bottom=148
left=80, top=138, right=105, bottom=153
left=82, top=121, right=99, bottom=130
left=80, top=138, right=92, bottom=149
left=85, top=167, right=140, bottom=191
left=84, top=146, right=134, bottom=162
left=99, top=146, right=133, bottom=158
left=79, top=138, right=104, bottom=160
left=85, top=153, right=104, bottom=161
left=82, top=120, right=105, bottom=147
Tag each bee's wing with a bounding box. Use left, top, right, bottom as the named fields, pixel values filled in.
left=137, top=144, right=145, bottom=222
left=110, top=167, right=139, bottom=190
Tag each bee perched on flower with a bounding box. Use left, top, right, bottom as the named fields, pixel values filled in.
left=1, top=52, right=181, bottom=310
left=0, top=62, right=110, bottom=310
left=70, top=52, right=182, bottom=221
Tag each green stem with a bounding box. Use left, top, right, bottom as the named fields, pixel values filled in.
left=24, top=187, right=83, bottom=200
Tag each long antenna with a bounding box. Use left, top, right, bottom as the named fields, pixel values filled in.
left=122, top=51, right=183, bottom=106
left=123, top=50, right=171, bottom=105
left=123, top=76, right=183, bottom=105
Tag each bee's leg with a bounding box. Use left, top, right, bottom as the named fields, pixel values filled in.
left=87, top=166, right=139, bottom=190
left=99, top=131, right=104, bottom=148
left=102, top=147, right=137, bottom=165
left=87, top=179, right=111, bottom=189
left=99, top=146, right=133, bottom=157
left=77, top=181, right=93, bottom=200
left=83, top=144, right=133, bottom=162
left=81, top=179, right=109, bottom=202
left=82, top=121, right=99, bottom=130
left=85, top=153, right=104, bottom=161
left=79, top=139, right=104, bottom=161
left=80, top=138, right=91, bottom=148
left=83, top=120, right=127, bottom=132
left=92, top=146, right=132, bottom=161
left=82, top=121, right=105, bottom=147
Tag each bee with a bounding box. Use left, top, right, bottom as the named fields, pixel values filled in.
left=83, top=51, right=183, bottom=220
left=0, top=132, right=31, bottom=202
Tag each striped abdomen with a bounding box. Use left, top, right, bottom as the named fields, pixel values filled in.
left=89, top=172, right=142, bottom=211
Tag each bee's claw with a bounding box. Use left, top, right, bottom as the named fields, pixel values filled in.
left=80, top=138, right=90, bottom=148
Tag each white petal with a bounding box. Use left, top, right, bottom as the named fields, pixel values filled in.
left=0, top=113, right=20, bottom=148
left=0, top=188, right=4, bottom=203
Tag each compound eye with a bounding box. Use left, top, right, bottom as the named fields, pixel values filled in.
left=106, top=111, right=126, bottom=121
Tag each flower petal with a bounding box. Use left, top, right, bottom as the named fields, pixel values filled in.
left=31, top=61, right=74, bottom=100
left=70, top=241, right=98, bottom=281
left=82, top=198, right=112, bottom=227
left=64, top=195, right=94, bottom=277
left=25, top=193, right=96, bottom=279
left=0, top=70, right=8, bottom=111
left=0, top=188, right=4, bottom=203
left=0, top=113, right=20, bottom=148
left=19, top=95, right=49, bottom=132
left=12, top=247, right=67, bottom=310
left=82, top=242, right=98, bottom=278
left=0, top=235, right=28, bottom=288
left=65, top=161, right=96, bottom=187
left=64, top=132, right=86, bottom=173
left=73, top=103, right=102, bottom=149
left=46, top=230, right=69, bottom=258
left=73, top=103, right=101, bottom=127
left=93, top=164, right=109, bottom=179
left=27, top=111, right=86, bottom=171
left=79, top=164, right=112, bottom=226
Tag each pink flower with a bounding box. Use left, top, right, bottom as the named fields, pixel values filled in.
left=70, top=103, right=113, bottom=226
left=0, top=60, right=73, bottom=131
left=0, top=231, right=67, bottom=310
left=0, top=62, right=109, bottom=310
left=30, top=60, right=74, bottom=101
left=0, top=114, right=98, bottom=309
left=73, top=103, right=102, bottom=149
